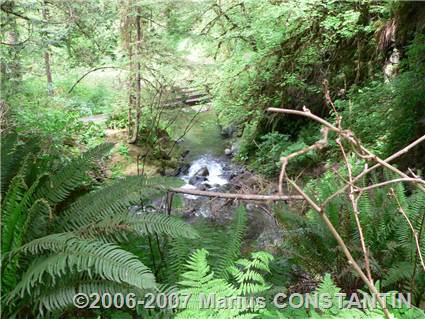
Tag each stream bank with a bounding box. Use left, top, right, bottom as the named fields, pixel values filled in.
left=166, top=105, right=284, bottom=250
left=81, top=104, right=285, bottom=250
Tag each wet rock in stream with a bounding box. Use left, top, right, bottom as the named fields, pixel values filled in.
left=173, top=154, right=284, bottom=249
left=195, top=166, right=209, bottom=177
left=224, top=148, right=232, bottom=156
left=220, top=124, right=237, bottom=138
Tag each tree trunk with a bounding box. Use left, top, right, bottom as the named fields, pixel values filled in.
left=41, top=0, right=53, bottom=93
left=128, top=5, right=142, bottom=144
left=43, top=51, right=53, bottom=86
left=1, top=1, right=22, bottom=88
left=127, top=29, right=135, bottom=141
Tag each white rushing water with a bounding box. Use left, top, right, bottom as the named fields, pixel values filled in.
left=180, top=155, right=229, bottom=199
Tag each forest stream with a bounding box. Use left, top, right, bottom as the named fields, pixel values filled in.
left=166, top=106, right=283, bottom=251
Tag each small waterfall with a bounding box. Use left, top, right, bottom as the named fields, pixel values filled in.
left=176, top=152, right=282, bottom=248
left=180, top=155, right=229, bottom=199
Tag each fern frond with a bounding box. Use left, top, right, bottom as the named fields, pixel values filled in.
left=76, top=211, right=199, bottom=241
left=22, top=199, right=52, bottom=242
left=214, top=205, right=247, bottom=279
left=382, top=262, right=413, bottom=288
left=1, top=133, right=38, bottom=194
left=314, top=273, right=342, bottom=315
left=177, top=249, right=237, bottom=315
left=166, top=236, right=195, bottom=282
left=10, top=234, right=156, bottom=299
left=179, top=249, right=214, bottom=287
left=1, top=174, right=27, bottom=255
left=176, top=249, right=271, bottom=319
left=35, top=143, right=113, bottom=204
left=58, top=175, right=145, bottom=231
left=58, top=175, right=182, bottom=232
left=228, top=251, right=273, bottom=295
left=34, top=279, right=145, bottom=314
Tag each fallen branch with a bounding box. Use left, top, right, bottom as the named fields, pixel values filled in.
left=169, top=187, right=303, bottom=201
left=357, top=178, right=425, bottom=192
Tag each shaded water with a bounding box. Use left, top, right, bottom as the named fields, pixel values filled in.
left=166, top=106, right=232, bottom=199
left=167, top=106, right=225, bottom=160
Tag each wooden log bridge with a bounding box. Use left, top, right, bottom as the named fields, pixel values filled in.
left=163, top=87, right=210, bottom=108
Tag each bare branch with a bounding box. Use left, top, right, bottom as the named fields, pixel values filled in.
left=278, top=127, right=328, bottom=194
left=267, top=107, right=425, bottom=201
left=337, top=138, right=373, bottom=283
left=268, top=107, right=340, bottom=132
left=358, top=178, right=425, bottom=192
left=169, top=187, right=303, bottom=202
left=68, top=66, right=122, bottom=94
left=390, top=188, right=425, bottom=273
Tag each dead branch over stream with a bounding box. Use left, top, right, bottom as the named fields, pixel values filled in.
left=169, top=188, right=303, bottom=201
left=168, top=96, right=425, bottom=319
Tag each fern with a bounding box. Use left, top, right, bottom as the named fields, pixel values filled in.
left=35, top=142, right=114, bottom=204
left=314, top=273, right=342, bottom=315
left=276, top=166, right=425, bottom=295
left=9, top=235, right=156, bottom=300
left=167, top=205, right=248, bottom=285
left=176, top=249, right=241, bottom=318
left=383, top=262, right=413, bottom=289
left=1, top=137, right=195, bottom=317
left=58, top=175, right=182, bottom=232
left=0, top=133, right=38, bottom=195
left=228, top=251, right=273, bottom=295
left=75, top=210, right=199, bottom=241
left=176, top=249, right=272, bottom=319
left=22, top=198, right=52, bottom=242
left=1, top=173, right=27, bottom=255
left=215, top=205, right=248, bottom=279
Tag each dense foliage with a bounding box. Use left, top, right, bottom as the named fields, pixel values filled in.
left=1, top=0, right=425, bottom=318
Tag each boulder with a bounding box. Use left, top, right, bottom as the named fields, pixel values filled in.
left=224, top=148, right=232, bottom=156
left=220, top=125, right=236, bottom=138
left=164, top=168, right=176, bottom=176
left=195, top=166, right=209, bottom=177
